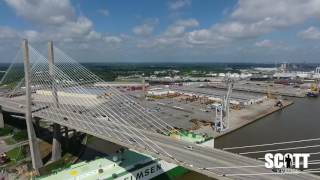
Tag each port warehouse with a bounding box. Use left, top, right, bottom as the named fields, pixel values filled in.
left=148, top=83, right=267, bottom=107
left=95, top=82, right=149, bottom=90
left=34, top=82, right=267, bottom=107
left=34, top=82, right=149, bottom=101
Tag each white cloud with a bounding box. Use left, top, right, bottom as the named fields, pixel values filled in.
left=175, top=19, right=198, bottom=27
left=161, top=0, right=320, bottom=48
left=186, top=29, right=230, bottom=46
left=137, top=18, right=199, bottom=48
left=164, top=19, right=198, bottom=37
left=133, top=24, right=155, bottom=36
left=187, top=29, right=212, bottom=44
left=58, top=16, right=93, bottom=37
left=231, top=0, right=320, bottom=25
left=255, top=39, right=273, bottom=48
left=5, top=0, right=75, bottom=25
left=97, top=9, right=109, bottom=16
left=168, top=0, right=191, bottom=10
left=0, top=26, right=20, bottom=39
left=299, top=26, right=320, bottom=40
left=4, top=0, right=114, bottom=45
left=104, top=36, right=122, bottom=43
left=2, top=0, right=320, bottom=62
left=0, top=0, right=128, bottom=63
left=23, top=30, right=41, bottom=42
left=227, top=0, right=320, bottom=38
left=86, top=31, right=102, bottom=41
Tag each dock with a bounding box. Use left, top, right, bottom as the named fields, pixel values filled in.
left=213, top=99, right=293, bottom=138
left=208, top=81, right=307, bottom=98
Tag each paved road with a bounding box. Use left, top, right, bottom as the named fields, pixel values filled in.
left=0, top=97, right=319, bottom=179
left=0, top=140, right=28, bottom=154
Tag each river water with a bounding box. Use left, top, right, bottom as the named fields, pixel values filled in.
left=180, top=97, right=320, bottom=179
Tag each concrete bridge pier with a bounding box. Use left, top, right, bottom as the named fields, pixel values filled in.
left=51, top=123, right=62, bottom=161
left=33, top=117, right=41, bottom=135
left=0, top=105, right=4, bottom=128
left=72, top=129, right=77, bottom=136
left=48, top=41, right=62, bottom=161
left=64, top=127, right=69, bottom=139
left=63, top=126, right=69, bottom=149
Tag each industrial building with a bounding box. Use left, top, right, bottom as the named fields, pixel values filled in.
left=147, top=85, right=267, bottom=106
left=94, top=82, right=148, bottom=91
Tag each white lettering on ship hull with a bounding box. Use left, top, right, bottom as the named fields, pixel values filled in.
left=117, top=160, right=177, bottom=180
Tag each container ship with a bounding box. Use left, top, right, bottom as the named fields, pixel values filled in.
left=37, top=131, right=212, bottom=180
left=37, top=149, right=177, bottom=180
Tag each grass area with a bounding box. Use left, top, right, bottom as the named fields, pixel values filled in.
left=148, top=95, right=165, bottom=99
left=0, top=126, right=13, bottom=136
left=7, top=147, right=26, bottom=162
left=1, top=81, right=19, bottom=89
left=39, top=153, right=74, bottom=176
left=152, top=166, right=189, bottom=180
left=3, top=137, right=16, bottom=145
left=38, top=135, right=86, bottom=177
left=12, top=130, right=28, bottom=142
left=0, top=128, right=28, bottom=145
left=86, top=135, right=95, bottom=144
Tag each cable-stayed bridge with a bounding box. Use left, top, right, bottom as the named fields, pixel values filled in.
left=0, top=40, right=318, bottom=180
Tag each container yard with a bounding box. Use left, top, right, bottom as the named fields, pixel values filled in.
left=123, top=79, right=296, bottom=139
left=207, top=81, right=309, bottom=98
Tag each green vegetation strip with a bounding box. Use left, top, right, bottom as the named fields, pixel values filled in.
left=0, top=127, right=13, bottom=136
left=152, top=167, right=189, bottom=180
left=12, top=130, right=28, bottom=141
left=4, top=137, right=16, bottom=145
left=7, top=147, right=26, bottom=162
left=39, top=153, right=74, bottom=177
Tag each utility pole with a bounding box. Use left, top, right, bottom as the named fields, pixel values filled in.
left=22, top=39, right=43, bottom=171
left=48, top=41, right=62, bottom=161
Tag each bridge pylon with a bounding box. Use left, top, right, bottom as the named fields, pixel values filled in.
left=22, top=39, right=43, bottom=171
left=48, top=41, right=62, bottom=161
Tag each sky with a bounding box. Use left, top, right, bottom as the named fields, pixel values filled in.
left=0, top=0, right=320, bottom=63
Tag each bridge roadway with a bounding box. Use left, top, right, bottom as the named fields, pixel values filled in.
left=0, top=97, right=319, bottom=180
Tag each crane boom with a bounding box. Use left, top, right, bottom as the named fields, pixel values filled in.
left=215, top=77, right=233, bottom=132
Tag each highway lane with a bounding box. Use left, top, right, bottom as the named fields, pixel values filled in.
left=0, top=141, right=29, bottom=154
left=147, top=132, right=320, bottom=180
left=1, top=97, right=320, bottom=179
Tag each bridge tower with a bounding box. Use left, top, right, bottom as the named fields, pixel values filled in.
left=22, top=39, right=43, bottom=171
left=48, top=41, right=62, bottom=161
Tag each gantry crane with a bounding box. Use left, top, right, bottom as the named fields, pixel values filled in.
left=215, top=77, right=233, bottom=132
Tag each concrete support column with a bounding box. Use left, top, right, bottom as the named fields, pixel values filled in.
left=51, top=123, right=62, bottom=161
left=33, top=117, right=41, bottom=136
left=72, top=130, right=76, bottom=136
left=0, top=105, right=4, bottom=128
left=22, top=39, right=43, bottom=171
left=64, top=126, right=69, bottom=150
left=48, top=41, right=62, bottom=161
left=64, top=127, right=69, bottom=139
